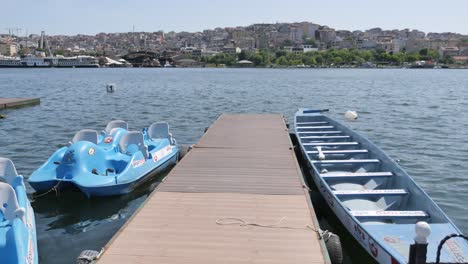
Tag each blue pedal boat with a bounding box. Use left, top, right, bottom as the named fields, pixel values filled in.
left=29, top=121, right=179, bottom=197
left=294, top=109, right=468, bottom=264
left=0, top=158, right=38, bottom=264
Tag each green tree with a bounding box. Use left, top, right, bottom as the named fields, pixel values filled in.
left=427, top=49, right=440, bottom=61
left=238, top=50, right=249, bottom=61
left=419, top=48, right=428, bottom=56
left=303, top=56, right=316, bottom=65
left=249, top=53, right=264, bottom=66
left=315, top=54, right=324, bottom=64
left=276, top=50, right=287, bottom=57
left=332, top=56, right=343, bottom=65
left=441, top=55, right=455, bottom=64
left=276, top=56, right=289, bottom=66
left=360, top=50, right=374, bottom=62
left=407, top=53, right=420, bottom=62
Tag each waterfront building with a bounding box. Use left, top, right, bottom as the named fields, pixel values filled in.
left=458, top=43, right=468, bottom=56
left=222, top=46, right=240, bottom=56
left=0, top=42, right=17, bottom=56
left=376, top=36, right=401, bottom=53
left=302, top=45, right=318, bottom=53
left=289, top=26, right=304, bottom=43
left=300, top=22, right=320, bottom=39
left=439, top=46, right=460, bottom=58
left=316, top=26, right=337, bottom=45
left=201, top=50, right=219, bottom=57
left=452, top=56, right=468, bottom=64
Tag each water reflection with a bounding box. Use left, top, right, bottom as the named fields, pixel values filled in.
left=31, top=169, right=169, bottom=264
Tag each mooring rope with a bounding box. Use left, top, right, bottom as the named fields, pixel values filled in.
left=32, top=180, right=62, bottom=198
left=435, top=233, right=468, bottom=264
left=215, top=217, right=320, bottom=233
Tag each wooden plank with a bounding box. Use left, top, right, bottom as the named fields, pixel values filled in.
left=99, top=192, right=325, bottom=264
left=159, top=148, right=303, bottom=195
left=98, top=114, right=328, bottom=264
left=0, top=98, right=40, bottom=109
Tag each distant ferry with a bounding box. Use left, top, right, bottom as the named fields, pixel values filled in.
left=0, top=54, right=99, bottom=68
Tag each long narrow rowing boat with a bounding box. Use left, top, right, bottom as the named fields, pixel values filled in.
left=294, top=109, right=468, bottom=264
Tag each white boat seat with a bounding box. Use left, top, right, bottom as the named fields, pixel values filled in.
left=296, top=121, right=328, bottom=125
left=0, top=182, right=25, bottom=222
left=0, top=158, right=18, bottom=185
left=352, top=210, right=429, bottom=219
left=330, top=182, right=365, bottom=191
left=304, top=142, right=359, bottom=146
left=105, top=120, right=128, bottom=133
left=343, top=195, right=402, bottom=211
left=300, top=135, right=350, bottom=140
left=148, top=122, right=174, bottom=144
left=330, top=178, right=386, bottom=191
left=321, top=171, right=392, bottom=179
left=309, top=150, right=368, bottom=155
left=343, top=198, right=385, bottom=211
left=297, top=125, right=334, bottom=129
left=119, top=131, right=149, bottom=159
left=312, top=159, right=379, bottom=164
left=334, top=189, right=407, bottom=196
left=72, top=129, right=98, bottom=144
left=298, top=131, right=343, bottom=135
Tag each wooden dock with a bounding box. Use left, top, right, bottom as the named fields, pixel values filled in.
left=0, top=98, right=40, bottom=109
left=98, top=114, right=329, bottom=264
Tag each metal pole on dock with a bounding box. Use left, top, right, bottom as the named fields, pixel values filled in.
left=408, top=221, right=431, bottom=264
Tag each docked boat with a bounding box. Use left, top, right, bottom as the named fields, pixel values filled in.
left=0, top=56, right=21, bottom=68
left=0, top=53, right=99, bottom=68
left=29, top=121, right=179, bottom=197
left=55, top=55, right=99, bottom=68
left=294, top=109, right=468, bottom=264
left=0, top=158, right=38, bottom=264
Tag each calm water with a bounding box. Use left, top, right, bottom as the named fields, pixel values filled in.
left=1, top=68, right=467, bottom=263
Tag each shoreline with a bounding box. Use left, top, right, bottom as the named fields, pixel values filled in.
left=1, top=66, right=467, bottom=69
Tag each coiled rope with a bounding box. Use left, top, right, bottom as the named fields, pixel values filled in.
left=435, top=233, right=468, bottom=264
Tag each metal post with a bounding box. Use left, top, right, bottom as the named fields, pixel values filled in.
left=409, top=242, right=428, bottom=264
left=408, top=221, right=431, bottom=264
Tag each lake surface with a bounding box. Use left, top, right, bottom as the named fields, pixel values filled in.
left=1, top=68, right=467, bottom=263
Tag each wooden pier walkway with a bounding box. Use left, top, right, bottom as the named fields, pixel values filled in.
left=0, top=98, right=40, bottom=109
left=98, top=114, right=329, bottom=264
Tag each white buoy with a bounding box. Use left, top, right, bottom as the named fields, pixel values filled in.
left=106, top=84, right=115, bottom=93
left=345, top=110, right=358, bottom=120
left=414, top=221, right=431, bottom=244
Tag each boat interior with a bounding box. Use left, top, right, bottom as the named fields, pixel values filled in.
left=295, top=114, right=450, bottom=226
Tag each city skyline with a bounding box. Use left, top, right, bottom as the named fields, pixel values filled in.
left=2, top=0, right=468, bottom=36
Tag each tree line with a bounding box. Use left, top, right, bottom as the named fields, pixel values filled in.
left=201, top=48, right=454, bottom=67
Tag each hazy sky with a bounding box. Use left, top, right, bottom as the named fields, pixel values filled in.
left=2, top=0, right=468, bottom=35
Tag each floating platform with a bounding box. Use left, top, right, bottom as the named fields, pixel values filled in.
left=0, top=98, right=40, bottom=109
left=98, top=114, right=329, bottom=264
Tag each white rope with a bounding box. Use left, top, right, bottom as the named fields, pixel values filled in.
left=33, top=180, right=62, bottom=198
left=216, top=217, right=319, bottom=233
